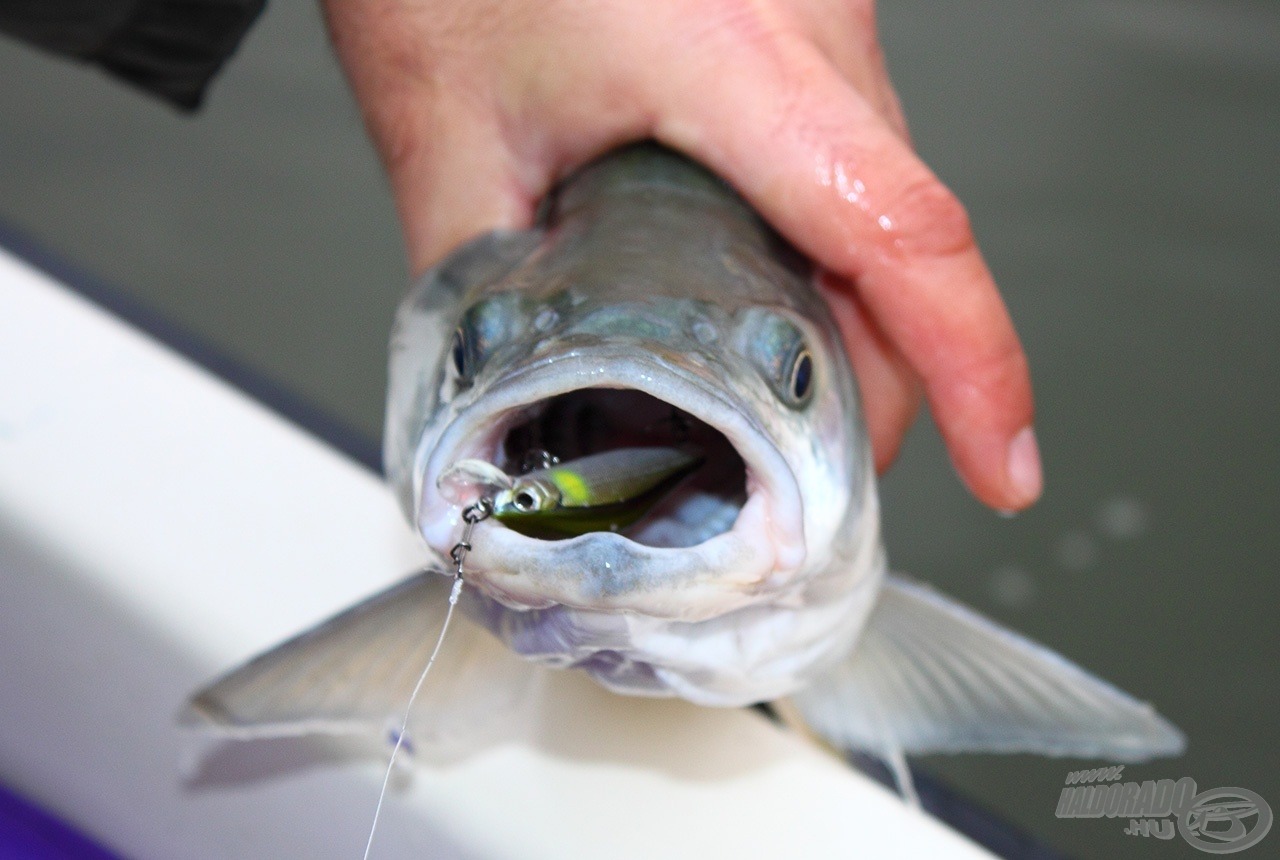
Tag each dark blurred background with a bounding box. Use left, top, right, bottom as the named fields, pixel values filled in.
left=0, top=1, right=1276, bottom=857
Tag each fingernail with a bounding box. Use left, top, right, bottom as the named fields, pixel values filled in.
left=1006, top=426, right=1043, bottom=506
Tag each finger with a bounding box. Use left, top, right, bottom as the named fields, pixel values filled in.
left=793, top=0, right=909, bottom=139
left=820, top=274, right=922, bottom=473
left=387, top=106, right=538, bottom=274
left=324, top=0, right=538, bottom=273
left=655, top=40, right=1040, bottom=509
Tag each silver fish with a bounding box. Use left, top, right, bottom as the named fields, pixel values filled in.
left=187, top=144, right=1183, bottom=783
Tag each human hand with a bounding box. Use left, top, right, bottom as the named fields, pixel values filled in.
left=322, top=0, right=1041, bottom=511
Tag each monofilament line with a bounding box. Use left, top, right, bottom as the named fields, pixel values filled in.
left=362, top=574, right=465, bottom=860
left=363, top=497, right=491, bottom=860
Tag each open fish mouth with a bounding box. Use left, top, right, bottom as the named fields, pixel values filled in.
left=496, top=388, right=747, bottom=548
left=417, top=351, right=805, bottom=618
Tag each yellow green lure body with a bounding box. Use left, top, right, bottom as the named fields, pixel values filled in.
left=493, top=447, right=702, bottom=539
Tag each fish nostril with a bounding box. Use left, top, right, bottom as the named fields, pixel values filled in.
left=692, top=320, right=718, bottom=344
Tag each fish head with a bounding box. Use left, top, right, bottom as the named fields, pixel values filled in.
left=390, top=148, right=876, bottom=624
left=404, top=287, right=870, bottom=623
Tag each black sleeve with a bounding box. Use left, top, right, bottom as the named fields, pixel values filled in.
left=0, top=0, right=267, bottom=110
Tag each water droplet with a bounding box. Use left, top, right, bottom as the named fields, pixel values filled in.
left=813, top=156, right=833, bottom=188
left=831, top=163, right=868, bottom=206
left=877, top=214, right=894, bottom=231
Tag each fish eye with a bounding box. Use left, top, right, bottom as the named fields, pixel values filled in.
left=789, top=349, right=813, bottom=402
left=449, top=294, right=522, bottom=386
left=513, top=490, right=538, bottom=512
left=741, top=310, right=816, bottom=409
left=450, top=327, right=468, bottom=378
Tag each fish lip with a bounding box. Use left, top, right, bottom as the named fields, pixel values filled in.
left=416, top=348, right=805, bottom=620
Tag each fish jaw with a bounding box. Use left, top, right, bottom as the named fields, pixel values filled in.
left=415, top=348, right=806, bottom=621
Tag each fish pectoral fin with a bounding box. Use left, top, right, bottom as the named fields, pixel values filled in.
left=792, top=574, right=1185, bottom=762
left=181, top=571, right=538, bottom=753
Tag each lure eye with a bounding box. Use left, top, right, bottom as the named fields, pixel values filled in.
left=789, top=349, right=814, bottom=402
left=499, top=480, right=557, bottom=517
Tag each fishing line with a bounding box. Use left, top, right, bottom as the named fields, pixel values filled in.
left=363, top=498, right=493, bottom=860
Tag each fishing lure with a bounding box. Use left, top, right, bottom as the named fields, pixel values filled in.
left=490, top=447, right=703, bottom=539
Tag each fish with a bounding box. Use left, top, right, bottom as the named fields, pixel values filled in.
left=185, top=143, right=1183, bottom=791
